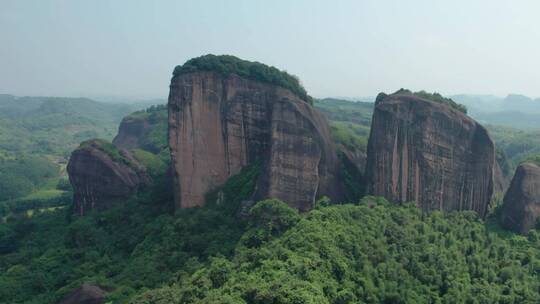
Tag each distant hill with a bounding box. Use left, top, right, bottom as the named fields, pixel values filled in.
left=0, top=94, right=164, bottom=208
left=0, top=94, right=164, bottom=158
left=451, top=94, right=540, bottom=129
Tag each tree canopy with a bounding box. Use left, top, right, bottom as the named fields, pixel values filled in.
left=173, top=55, right=312, bottom=104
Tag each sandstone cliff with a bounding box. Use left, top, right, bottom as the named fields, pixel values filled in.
left=365, top=92, right=495, bottom=217
left=67, top=139, right=151, bottom=215
left=500, top=162, right=540, bottom=234
left=168, top=68, right=349, bottom=211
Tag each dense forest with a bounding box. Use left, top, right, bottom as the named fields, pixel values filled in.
left=2, top=188, right=540, bottom=303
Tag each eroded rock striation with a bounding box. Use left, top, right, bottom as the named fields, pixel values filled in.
left=365, top=92, right=495, bottom=217
left=67, top=139, right=151, bottom=215
left=500, top=162, right=540, bottom=234
left=168, top=64, right=350, bottom=211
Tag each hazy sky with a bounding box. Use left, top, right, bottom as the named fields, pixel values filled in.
left=2, top=0, right=540, bottom=99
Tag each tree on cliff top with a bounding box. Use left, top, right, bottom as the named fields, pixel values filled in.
left=390, top=88, right=468, bottom=114
left=173, top=54, right=313, bottom=104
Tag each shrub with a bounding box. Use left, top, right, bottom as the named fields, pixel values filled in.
left=393, top=89, right=468, bottom=114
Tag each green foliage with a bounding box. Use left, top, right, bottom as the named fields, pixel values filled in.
left=242, top=199, right=300, bottom=247
left=521, top=152, right=540, bottom=166
left=394, top=89, right=468, bottom=114
left=314, top=98, right=373, bottom=128
left=132, top=149, right=167, bottom=177
left=330, top=122, right=368, bottom=152
left=133, top=202, right=540, bottom=304
left=173, top=55, right=312, bottom=104
left=79, top=139, right=137, bottom=168
left=4, top=189, right=540, bottom=303
left=0, top=183, right=243, bottom=303
left=487, top=125, right=540, bottom=172
left=206, top=162, right=262, bottom=215
left=0, top=94, right=155, bottom=158
left=124, top=104, right=168, bottom=153
left=0, top=156, right=59, bottom=201
left=338, top=152, right=365, bottom=203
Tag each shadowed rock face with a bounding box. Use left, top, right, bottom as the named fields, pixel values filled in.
left=501, top=162, right=540, bottom=234
left=59, top=283, right=107, bottom=304
left=113, top=116, right=151, bottom=151
left=168, top=71, right=347, bottom=211
left=67, top=140, right=151, bottom=216
left=365, top=93, right=495, bottom=217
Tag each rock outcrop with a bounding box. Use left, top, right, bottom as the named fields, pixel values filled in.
left=113, top=115, right=152, bottom=150
left=59, top=283, right=107, bottom=304
left=500, top=162, right=540, bottom=234
left=365, top=92, right=495, bottom=217
left=67, top=139, right=151, bottom=215
left=168, top=70, right=348, bottom=211
left=113, top=106, right=167, bottom=153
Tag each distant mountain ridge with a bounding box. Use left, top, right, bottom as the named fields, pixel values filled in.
left=0, top=94, right=164, bottom=157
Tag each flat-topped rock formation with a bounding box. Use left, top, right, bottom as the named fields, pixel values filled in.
left=168, top=55, right=356, bottom=211
left=365, top=91, right=495, bottom=217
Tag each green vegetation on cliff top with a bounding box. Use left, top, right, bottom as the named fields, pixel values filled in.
left=79, top=139, right=138, bottom=169
left=173, top=55, right=312, bottom=104
left=124, top=105, right=169, bottom=154
left=382, top=89, right=468, bottom=114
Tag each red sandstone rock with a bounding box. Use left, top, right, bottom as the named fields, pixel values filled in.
left=168, top=71, right=347, bottom=211
left=67, top=139, right=151, bottom=215
left=365, top=92, right=495, bottom=217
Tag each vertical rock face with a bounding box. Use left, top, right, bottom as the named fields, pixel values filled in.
left=365, top=93, right=495, bottom=217
left=500, top=162, right=540, bottom=234
left=67, top=139, right=151, bottom=215
left=168, top=71, right=345, bottom=211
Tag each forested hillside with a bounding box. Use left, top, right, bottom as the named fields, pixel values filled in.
left=3, top=191, right=540, bottom=303
left=0, top=95, right=163, bottom=218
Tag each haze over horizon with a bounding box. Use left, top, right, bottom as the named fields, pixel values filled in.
left=2, top=0, right=540, bottom=99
